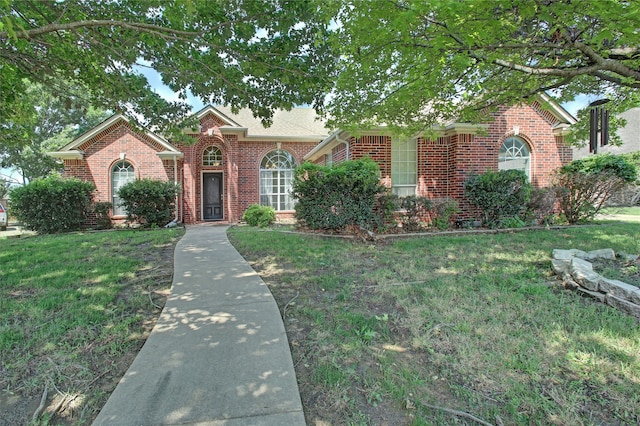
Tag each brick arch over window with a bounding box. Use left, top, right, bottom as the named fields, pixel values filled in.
left=498, top=136, right=532, bottom=179
left=259, top=149, right=297, bottom=211
left=111, top=160, right=135, bottom=216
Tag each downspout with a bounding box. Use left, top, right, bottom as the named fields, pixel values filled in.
left=180, top=167, right=184, bottom=224
left=173, top=155, right=179, bottom=222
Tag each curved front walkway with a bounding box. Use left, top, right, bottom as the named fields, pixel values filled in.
left=93, top=224, right=305, bottom=425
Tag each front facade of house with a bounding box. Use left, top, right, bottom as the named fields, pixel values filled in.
left=49, top=98, right=575, bottom=225
left=306, top=95, right=575, bottom=218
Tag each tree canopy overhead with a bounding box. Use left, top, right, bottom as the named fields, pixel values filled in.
left=327, top=0, right=640, bottom=139
left=0, top=0, right=334, bottom=141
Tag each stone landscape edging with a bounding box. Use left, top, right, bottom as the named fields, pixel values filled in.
left=552, top=248, right=640, bottom=318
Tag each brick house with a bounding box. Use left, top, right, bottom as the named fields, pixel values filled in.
left=49, top=97, right=575, bottom=225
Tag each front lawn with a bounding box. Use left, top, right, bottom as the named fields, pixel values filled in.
left=228, top=224, right=640, bottom=425
left=0, top=228, right=184, bottom=425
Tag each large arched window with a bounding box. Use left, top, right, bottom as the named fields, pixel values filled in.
left=260, top=150, right=296, bottom=211
left=499, top=137, right=531, bottom=178
left=111, top=161, right=135, bottom=216
left=203, top=146, right=223, bottom=166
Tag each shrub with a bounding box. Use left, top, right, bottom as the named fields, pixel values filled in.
left=373, top=192, right=400, bottom=230
left=431, top=197, right=459, bottom=230
left=464, top=169, right=531, bottom=227
left=553, top=154, right=638, bottom=224
left=292, top=159, right=388, bottom=232
left=399, top=195, right=432, bottom=231
left=117, top=179, right=179, bottom=227
left=9, top=175, right=95, bottom=233
left=525, top=188, right=557, bottom=225
left=242, top=204, right=276, bottom=227
left=93, top=201, right=113, bottom=229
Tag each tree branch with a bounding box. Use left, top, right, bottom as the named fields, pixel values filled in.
left=1, top=19, right=201, bottom=40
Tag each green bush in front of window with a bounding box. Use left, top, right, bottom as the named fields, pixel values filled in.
left=292, top=158, right=389, bottom=232
left=242, top=204, right=276, bottom=227
left=9, top=175, right=95, bottom=233
left=117, top=178, right=179, bottom=227
left=464, top=169, right=531, bottom=228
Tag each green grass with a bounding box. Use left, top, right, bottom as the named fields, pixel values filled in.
left=0, top=228, right=184, bottom=424
left=600, top=206, right=640, bottom=216
left=228, top=224, right=640, bottom=425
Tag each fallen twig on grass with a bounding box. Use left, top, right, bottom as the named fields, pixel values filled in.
left=423, top=402, right=495, bottom=426
left=282, top=291, right=299, bottom=318
left=32, top=383, right=49, bottom=422
left=148, top=286, right=162, bottom=309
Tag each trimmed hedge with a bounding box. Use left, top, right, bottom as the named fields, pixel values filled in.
left=117, top=179, right=179, bottom=227
left=292, top=158, right=389, bottom=231
left=10, top=176, right=95, bottom=233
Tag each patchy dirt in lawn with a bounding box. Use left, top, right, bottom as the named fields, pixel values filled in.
left=0, top=235, right=179, bottom=426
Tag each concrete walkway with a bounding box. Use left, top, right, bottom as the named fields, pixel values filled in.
left=93, top=224, right=305, bottom=425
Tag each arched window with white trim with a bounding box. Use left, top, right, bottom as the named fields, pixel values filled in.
left=499, top=137, right=531, bottom=179
left=111, top=161, right=135, bottom=216
left=260, top=150, right=296, bottom=211
left=203, top=146, right=223, bottom=166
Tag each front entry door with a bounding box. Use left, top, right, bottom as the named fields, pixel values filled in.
left=203, top=173, right=223, bottom=220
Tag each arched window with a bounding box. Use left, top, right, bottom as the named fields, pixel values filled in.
left=260, top=150, right=296, bottom=211
left=111, top=161, right=135, bottom=216
left=499, top=137, right=531, bottom=178
left=203, top=146, right=223, bottom=166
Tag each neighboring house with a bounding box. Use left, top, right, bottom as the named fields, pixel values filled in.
left=48, top=97, right=575, bottom=225
left=573, top=107, right=640, bottom=159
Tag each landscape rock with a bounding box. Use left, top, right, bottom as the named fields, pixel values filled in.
left=552, top=247, right=640, bottom=319
left=552, top=259, right=571, bottom=275
left=606, top=294, right=640, bottom=318
left=599, top=278, right=640, bottom=301
left=576, top=287, right=606, bottom=303
left=581, top=248, right=616, bottom=260
left=570, top=258, right=600, bottom=291
left=553, top=249, right=587, bottom=260
left=618, top=252, right=639, bottom=262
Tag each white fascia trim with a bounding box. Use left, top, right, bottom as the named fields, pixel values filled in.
left=59, top=114, right=129, bottom=150
left=304, top=129, right=350, bottom=161
left=145, top=132, right=179, bottom=152
left=157, top=151, right=185, bottom=160
left=443, top=123, right=489, bottom=136
left=47, top=151, right=84, bottom=160
left=195, top=106, right=242, bottom=126
left=539, top=93, right=578, bottom=125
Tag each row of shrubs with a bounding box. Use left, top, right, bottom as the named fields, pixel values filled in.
left=289, top=154, right=637, bottom=233
left=8, top=153, right=637, bottom=234
left=9, top=176, right=178, bottom=234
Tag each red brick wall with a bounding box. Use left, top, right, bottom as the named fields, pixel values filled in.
left=62, top=122, right=175, bottom=224
left=348, top=104, right=573, bottom=219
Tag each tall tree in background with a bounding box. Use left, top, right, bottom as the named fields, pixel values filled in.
left=0, top=80, right=111, bottom=184
left=327, top=0, right=640, bottom=143
left=0, top=0, right=335, bottom=144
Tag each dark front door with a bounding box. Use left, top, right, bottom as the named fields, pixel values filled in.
left=203, top=173, right=223, bottom=220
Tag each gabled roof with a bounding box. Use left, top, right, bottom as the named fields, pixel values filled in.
left=193, top=105, right=330, bottom=142
left=48, top=114, right=183, bottom=160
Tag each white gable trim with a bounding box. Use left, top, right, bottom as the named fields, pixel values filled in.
left=53, top=113, right=181, bottom=156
